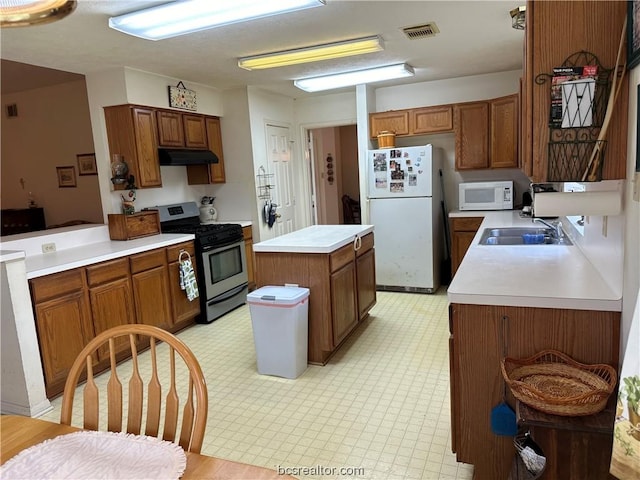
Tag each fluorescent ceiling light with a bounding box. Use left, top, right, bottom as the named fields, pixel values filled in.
left=294, top=63, right=415, bottom=93
left=109, top=0, right=326, bottom=41
left=238, top=36, right=384, bottom=70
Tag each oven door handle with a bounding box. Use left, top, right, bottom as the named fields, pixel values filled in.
left=201, top=237, right=244, bottom=252
left=207, top=283, right=248, bottom=306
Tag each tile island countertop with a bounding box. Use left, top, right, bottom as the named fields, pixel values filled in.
left=447, top=211, right=621, bottom=312
left=253, top=225, right=374, bottom=254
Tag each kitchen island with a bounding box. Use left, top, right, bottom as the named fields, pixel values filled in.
left=253, top=225, right=376, bottom=365
left=447, top=211, right=621, bottom=480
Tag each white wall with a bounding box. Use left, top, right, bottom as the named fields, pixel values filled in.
left=1, top=80, right=103, bottom=226
left=247, top=87, right=297, bottom=242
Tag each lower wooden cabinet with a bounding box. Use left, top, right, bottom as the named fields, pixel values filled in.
left=29, top=241, right=200, bottom=398
left=166, top=242, right=201, bottom=330
left=130, top=249, right=173, bottom=331
left=356, top=236, right=376, bottom=320
left=450, top=216, right=483, bottom=277
left=449, top=303, right=620, bottom=479
left=330, top=259, right=358, bottom=346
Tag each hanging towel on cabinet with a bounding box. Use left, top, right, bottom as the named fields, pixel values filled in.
left=178, top=250, right=199, bottom=301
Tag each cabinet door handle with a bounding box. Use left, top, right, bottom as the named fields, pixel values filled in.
left=353, top=235, right=362, bottom=251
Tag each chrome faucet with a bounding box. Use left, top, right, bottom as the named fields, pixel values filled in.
left=533, top=218, right=564, bottom=240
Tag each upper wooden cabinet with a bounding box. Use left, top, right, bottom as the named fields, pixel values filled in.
left=105, top=105, right=227, bottom=187
left=522, top=0, right=628, bottom=181
left=369, top=110, right=410, bottom=137
left=369, top=105, right=453, bottom=139
left=411, top=106, right=453, bottom=134
left=455, top=94, right=518, bottom=170
left=156, top=110, right=185, bottom=147
left=104, top=105, right=163, bottom=189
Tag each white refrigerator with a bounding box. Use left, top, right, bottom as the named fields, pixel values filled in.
left=367, top=144, right=443, bottom=293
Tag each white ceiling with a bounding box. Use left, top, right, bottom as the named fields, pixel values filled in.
left=0, top=0, right=525, bottom=98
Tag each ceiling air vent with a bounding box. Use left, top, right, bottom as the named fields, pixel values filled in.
left=402, top=22, right=440, bottom=40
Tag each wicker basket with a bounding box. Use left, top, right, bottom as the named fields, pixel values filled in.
left=501, top=350, right=617, bottom=416
left=377, top=131, right=396, bottom=148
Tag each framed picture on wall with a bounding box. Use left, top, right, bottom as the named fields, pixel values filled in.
left=57, top=166, right=76, bottom=188
left=77, top=153, right=97, bottom=175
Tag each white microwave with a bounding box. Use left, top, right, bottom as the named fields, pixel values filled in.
left=459, top=181, right=513, bottom=211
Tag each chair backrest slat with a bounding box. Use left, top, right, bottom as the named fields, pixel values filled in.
left=163, top=347, right=179, bottom=442
left=83, top=357, right=99, bottom=430
left=179, top=376, right=195, bottom=450
left=61, top=324, right=208, bottom=453
left=126, top=334, right=144, bottom=435
left=145, top=338, right=162, bottom=437
left=106, top=338, right=123, bottom=432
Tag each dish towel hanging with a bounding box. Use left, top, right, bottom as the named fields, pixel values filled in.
left=178, top=250, right=199, bottom=301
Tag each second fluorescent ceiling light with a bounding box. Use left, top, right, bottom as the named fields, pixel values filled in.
left=109, top=0, right=326, bottom=41
left=238, top=36, right=384, bottom=70
left=294, top=63, right=415, bottom=92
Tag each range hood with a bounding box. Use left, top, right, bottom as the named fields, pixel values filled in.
left=158, top=148, right=219, bottom=166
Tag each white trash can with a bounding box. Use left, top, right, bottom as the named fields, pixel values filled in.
left=247, top=285, right=310, bottom=379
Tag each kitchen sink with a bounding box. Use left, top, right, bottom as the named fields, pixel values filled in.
left=479, top=227, right=573, bottom=246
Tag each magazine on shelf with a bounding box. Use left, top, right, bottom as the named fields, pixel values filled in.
left=549, top=65, right=598, bottom=128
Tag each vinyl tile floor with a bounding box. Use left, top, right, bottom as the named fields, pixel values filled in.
left=40, top=289, right=473, bottom=480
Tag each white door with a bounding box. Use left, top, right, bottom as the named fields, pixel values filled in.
left=266, top=124, right=296, bottom=236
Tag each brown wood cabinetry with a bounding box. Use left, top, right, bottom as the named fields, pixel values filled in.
left=369, top=105, right=453, bottom=140
left=104, top=105, right=162, bottom=189
left=30, top=241, right=199, bottom=398
left=130, top=249, right=173, bottom=331
left=521, top=0, right=627, bottom=181
left=166, top=242, right=201, bottom=330
left=254, top=232, right=376, bottom=365
left=107, top=211, right=160, bottom=240
left=410, top=105, right=453, bottom=135
left=30, top=269, right=94, bottom=398
left=449, top=303, right=620, bottom=479
left=86, top=258, right=135, bottom=361
left=105, top=104, right=226, bottom=187
left=454, top=94, right=518, bottom=170
left=242, top=226, right=255, bottom=290
left=185, top=116, right=226, bottom=185
left=450, top=217, right=483, bottom=277
left=369, top=110, right=410, bottom=138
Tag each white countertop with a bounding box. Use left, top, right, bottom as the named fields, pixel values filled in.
left=24, top=234, right=194, bottom=279
left=253, top=225, right=374, bottom=254
left=0, top=250, right=26, bottom=263
left=447, top=211, right=621, bottom=312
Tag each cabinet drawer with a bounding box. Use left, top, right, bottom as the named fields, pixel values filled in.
left=357, top=233, right=374, bottom=256
left=130, top=249, right=166, bottom=274
left=30, top=269, right=85, bottom=303
left=166, top=242, right=195, bottom=263
left=108, top=211, right=160, bottom=240
left=330, top=243, right=355, bottom=272
left=86, top=258, right=129, bottom=286
left=411, top=106, right=453, bottom=134
left=451, top=217, right=484, bottom=232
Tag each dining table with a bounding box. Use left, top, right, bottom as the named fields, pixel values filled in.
left=0, top=415, right=296, bottom=479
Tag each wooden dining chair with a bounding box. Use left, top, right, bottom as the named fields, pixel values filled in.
left=60, top=324, right=208, bottom=453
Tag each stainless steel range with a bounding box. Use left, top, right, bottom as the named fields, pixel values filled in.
left=155, top=202, right=248, bottom=324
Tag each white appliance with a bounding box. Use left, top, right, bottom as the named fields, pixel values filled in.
left=458, top=181, right=513, bottom=211
left=367, top=144, right=443, bottom=293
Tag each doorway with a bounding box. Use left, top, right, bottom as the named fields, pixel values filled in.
left=306, top=124, right=360, bottom=225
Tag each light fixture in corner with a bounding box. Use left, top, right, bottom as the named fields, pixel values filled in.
left=294, top=63, right=415, bottom=93
left=510, top=6, right=526, bottom=30
left=109, top=0, right=326, bottom=41
left=238, top=36, right=384, bottom=70
left=0, top=0, right=76, bottom=27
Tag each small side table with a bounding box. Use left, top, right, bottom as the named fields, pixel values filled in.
left=514, top=398, right=617, bottom=479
